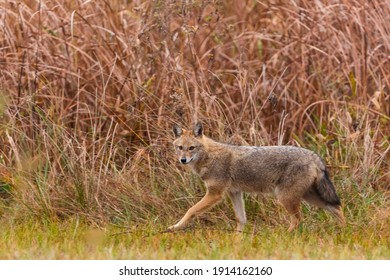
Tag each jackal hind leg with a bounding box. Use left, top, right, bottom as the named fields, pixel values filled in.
left=277, top=194, right=302, bottom=232
left=168, top=191, right=223, bottom=231
left=227, top=190, right=247, bottom=232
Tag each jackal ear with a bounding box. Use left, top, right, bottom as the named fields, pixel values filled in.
left=173, top=124, right=183, bottom=138
left=193, top=122, right=203, bottom=137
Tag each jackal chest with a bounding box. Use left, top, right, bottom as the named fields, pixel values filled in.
left=190, top=158, right=231, bottom=186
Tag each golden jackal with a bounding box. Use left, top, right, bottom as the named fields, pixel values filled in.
left=169, top=122, right=345, bottom=232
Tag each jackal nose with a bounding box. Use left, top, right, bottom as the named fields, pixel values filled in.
left=180, top=158, right=187, bottom=164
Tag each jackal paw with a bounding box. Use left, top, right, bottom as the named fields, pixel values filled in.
left=168, top=222, right=185, bottom=231
left=167, top=224, right=179, bottom=231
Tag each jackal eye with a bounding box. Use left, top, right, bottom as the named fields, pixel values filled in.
left=189, top=146, right=195, bottom=151
left=178, top=145, right=183, bottom=150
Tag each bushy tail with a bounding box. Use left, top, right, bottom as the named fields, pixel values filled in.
left=316, top=169, right=341, bottom=206
left=311, top=169, right=346, bottom=225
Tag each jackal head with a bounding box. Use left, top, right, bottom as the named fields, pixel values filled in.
left=172, top=122, right=203, bottom=165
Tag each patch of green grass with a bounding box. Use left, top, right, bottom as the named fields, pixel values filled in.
left=1, top=187, right=388, bottom=260
left=0, top=219, right=388, bottom=260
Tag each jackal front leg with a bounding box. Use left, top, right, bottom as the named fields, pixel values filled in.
left=168, top=191, right=223, bottom=231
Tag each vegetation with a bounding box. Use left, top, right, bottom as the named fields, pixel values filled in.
left=0, top=0, right=389, bottom=259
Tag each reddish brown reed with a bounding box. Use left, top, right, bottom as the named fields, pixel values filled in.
left=0, top=0, right=388, bottom=222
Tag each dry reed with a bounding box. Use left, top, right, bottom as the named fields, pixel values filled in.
left=0, top=0, right=389, bottom=224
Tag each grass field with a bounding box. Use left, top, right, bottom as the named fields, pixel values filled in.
left=1, top=213, right=389, bottom=259
left=0, top=221, right=388, bottom=260
left=0, top=0, right=389, bottom=259
left=1, top=172, right=389, bottom=259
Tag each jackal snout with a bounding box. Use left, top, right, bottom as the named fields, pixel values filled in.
left=180, top=157, right=191, bottom=164
left=177, top=146, right=196, bottom=164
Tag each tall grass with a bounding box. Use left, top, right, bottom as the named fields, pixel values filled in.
left=0, top=0, right=389, bottom=228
